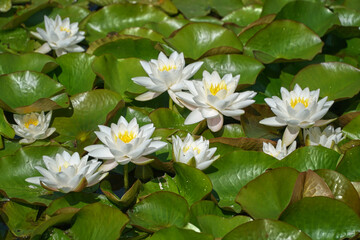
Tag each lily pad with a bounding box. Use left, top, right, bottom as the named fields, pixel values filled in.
left=0, top=145, right=66, bottom=206
left=336, top=146, right=360, bottom=181
left=85, top=3, right=168, bottom=42
left=222, top=5, right=262, bottom=27
left=205, top=150, right=278, bottom=212
left=291, top=62, right=360, bottom=101
left=56, top=53, right=96, bottom=96
left=127, top=191, right=189, bottom=232
left=149, top=108, right=197, bottom=132
left=223, top=219, right=312, bottom=240
left=202, top=124, right=246, bottom=139
left=100, top=180, right=141, bottom=208
left=149, top=226, right=213, bottom=240
left=280, top=197, right=360, bottom=240
left=342, top=115, right=360, bottom=140
left=193, top=54, right=264, bottom=86
left=272, top=146, right=341, bottom=172
left=165, top=23, right=243, bottom=60
left=189, top=200, right=227, bottom=226
left=68, top=202, right=129, bottom=240
left=0, top=71, right=68, bottom=113
left=244, top=20, right=323, bottom=64
left=0, top=108, right=14, bottom=138
left=236, top=167, right=299, bottom=219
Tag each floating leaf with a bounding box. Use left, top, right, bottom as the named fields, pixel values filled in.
left=149, top=108, right=197, bottom=132
left=56, top=53, right=96, bottom=96
left=280, top=197, right=360, bottom=240
left=206, top=150, right=278, bottom=212
left=291, top=62, right=360, bottom=101
left=68, top=202, right=129, bottom=240
left=202, top=124, right=246, bottom=139
left=237, top=167, right=299, bottom=219
left=193, top=54, right=264, bottom=86
left=273, top=146, right=341, bottom=172
left=336, top=146, right=360, bottom=181
left=316, top=169, right=360, bottom=215
left=127, top=191, right=189, bottom=232
left=149, top=226, right=213, bottom=240
left=173, top=162, right=213, bottom=205
left=244, top=20, right=323, bottom=64
left=0, top=108, right=14, bottom=138
left=85, top=3, right=168, bottom=42
left=189, top=200, right=227, bottom=226
left=343, top=115, right=360, bottom=140
left=100, top=180, right=141, bottom=208
left=210, top=137, right=275, bottom=151
left=223, top=219, right=312, bottom=240
left=222, top=5, right=262, bottom=27
left=165, top=23, right=243, bottom=59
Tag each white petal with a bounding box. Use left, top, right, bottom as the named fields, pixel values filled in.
left=35, top=43, right=52, bottom=54
left=185, top=109, right=204, bottom=125
left=207, top=114, right=224, bottom=132
left=98, top=160, right=118, bottom=172
left=282, top=126, right=300, bottom=147
left=260, top=117, right=287, bottom=127
left=135, top=91, right=162, bottom=101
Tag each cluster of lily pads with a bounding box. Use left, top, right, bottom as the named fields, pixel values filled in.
left=0, top=0, right=360, bottom=239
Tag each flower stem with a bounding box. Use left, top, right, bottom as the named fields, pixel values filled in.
left=124, top=164, right=129, bottom=190
left=169, top=97, right=173, bottom=110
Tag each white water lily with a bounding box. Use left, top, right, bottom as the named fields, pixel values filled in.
left=176, top=70, right=256, bottom=132
left=304, top=126, right=345, bottom=150
left=132, top=51, right=203, bottom=106
left=172, top=133, right=219, bottom=170
left=260, top=84, right=334, bottom=146
left=263, top=139, right=297, bottom=160
left=84, top=117, right=167, bottom=171
left=26, top=152, right=108, bottom=193
left=12, top=111, right=56, bottom=144
left=32, top=15, right=85, bottom=56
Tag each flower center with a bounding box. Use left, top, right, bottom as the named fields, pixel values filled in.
left=209, top=81, right=227, bottom=95
left=117, top=130, right=136, bottom=143
left=159, top=65, right=177, bottom=72
left=24, top=118, right=39, bottom=129
left=58, top=161, right=70, bottom=172
left=290, top=97, right=309, bottom=108
left=183, top=145, right=201, bottom=154
left=60, top=26, right=71, bottom=33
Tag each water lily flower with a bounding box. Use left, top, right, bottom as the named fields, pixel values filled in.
left=131, top=51, right=203, bottom=106
left=176, top=70, right=256, bottom=132
left=12, top=111, right=56, bottom=144
left=84, top=117, right=167, bottom=171
left=260, top=84, right=334, bottom=146
left=32, top=15, right=85, bottom=56
left=172, top=133, right=219, bottom=170
left=263, top=139, right=297, bottom=160
left=304, top=125, right=345, bottom=150
left=26, top=152, right=108, bottom=193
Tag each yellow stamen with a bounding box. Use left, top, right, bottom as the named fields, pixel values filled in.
left=58, top=161, right=70, bottom=172
left=290, top=97, right=309, bottom=108
left=183, top=145, right=201, bottom=154
left=117, top=130, right=136, bottom=143
left=159, top=65, right=177, bottom=72
left=24, top=118, right=39, bottom=129
left=209, top=81, right=227, bottom=95
left=60, top=26, right=71, bottom=33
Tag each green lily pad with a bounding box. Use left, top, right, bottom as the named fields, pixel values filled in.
left=0, top=53, right=56, bottom=75
left=202, top=124, right=246, bottom=139
left=119, top=27, right=165, bottom=43
left=223, top=219, right=312, bottom=240
left=291, top=62, right=360, bottom=101
left=0, top=108, right=14, bottom=138
left=244, top=20, right=323, bottom=64
left=149, top=226, right=213, bottom=240
left=316, top=169, right=360, bottom=215
left=276, top=1, right=337, bottom=36
left=333, top=6, right=360, bottom=27
left=1, top=201, right=43, bottom=238
left=0, top=28, right=39, bottom=53
left=92, top=54, right=147, bottom=101
left=100, top=180, right=141, bottom=208
left=127, top=191, right=189, bottom=232
left=0, top=0, right=11, bottom=13
left=343, top=115, right=360, bottom=140
left=56, top=53, right=96, bottom=96
left=238, top=14, right=276, bottom=45
left=205, top=150, right=278, bottom=212
left=144, top=17, right=189, bottom=37
left=173, top=162, right=213, bottom=206
left=273, top=146, right=341, bottom=172
left=149, top=108, right=197, bottom=132
left=0, top=139, right=21, bottom=158
left=85, top=3, right=168, bottom=42
left=236, top=167, right=299, bottom=219
left=0, top=71, right=68, bottom=113
left=0, top=145, right=66, bottom=205
left=138, top=174, right=179, bottom=198
left=165, top=23, right=243, bottom=60
left=197, top=215, right=252, bottom=238
left=68, top=202, right=129, bottom=240
left=193, top=54, right=264, bottom=86
left=52, top=89, right=122, bottom=152
left=336, top=146, right=360, bottom=181
left=222, top=5, right=262, bottom=27
left=209, top=137, right=275, bottom=151
left=280, top=197, right=360, bottom=240
left=189, top=200, right=227, bottom=226
left=45, top=192, right=113, bottom=216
